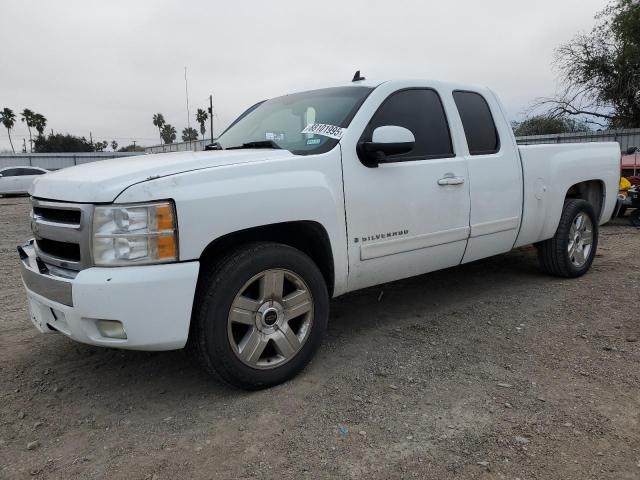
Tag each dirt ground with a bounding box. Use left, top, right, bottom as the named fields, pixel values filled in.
left=0, top=196, right=638, bottom=480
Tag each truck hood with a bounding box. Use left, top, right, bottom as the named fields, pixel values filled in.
left=30, top=149, right=295, bottom=203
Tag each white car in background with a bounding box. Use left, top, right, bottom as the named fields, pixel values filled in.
left=0, top=166, right=49, bottom=195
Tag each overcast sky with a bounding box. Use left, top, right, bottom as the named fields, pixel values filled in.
left=0, top=0, right=608, bottom=152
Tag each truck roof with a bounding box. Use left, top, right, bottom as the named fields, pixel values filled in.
left=287, top=78, right=491, bottom=95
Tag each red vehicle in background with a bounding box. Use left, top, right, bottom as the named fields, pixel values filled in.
left=620, top=147, right=640, bottom=226
left=621, top=147, right=640, bottom=186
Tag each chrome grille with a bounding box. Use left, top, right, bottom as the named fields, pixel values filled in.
left=30, top=198, right=94, bottom=272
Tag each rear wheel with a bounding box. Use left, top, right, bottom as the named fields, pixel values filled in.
left=537, top=199, right=598, bottom=278
left=189, top=242, right=329, bottom=390
left=630, top=209, right=640, bottom=228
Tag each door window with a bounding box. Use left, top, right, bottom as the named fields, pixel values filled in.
left=18, top=168, right=45, bottom=176
left=360, top=89, right=454, bottom=163
left=453, top=91, right=500, bottom=155
left=0, top=168, right=20, bottom=177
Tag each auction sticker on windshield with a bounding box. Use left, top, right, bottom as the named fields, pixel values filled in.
left=301, top=123, right=345, bottom=140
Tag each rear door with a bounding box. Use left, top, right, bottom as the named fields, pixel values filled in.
left=452, top=90, right=522, bottom=263
left=341, top=87, right=471, bottom=291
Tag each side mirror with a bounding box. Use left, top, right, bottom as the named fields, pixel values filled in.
left=359, top=126, right=415, bottom=167
left=627, top=146, right=638, bottom=155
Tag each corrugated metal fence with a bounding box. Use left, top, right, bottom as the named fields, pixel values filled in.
left=145, top=139, right=210, bottom=154
left=515, top=128, right=640, bottom=152
left=4, top=128, right=640, bottom=169
left=0, top=152, right=143, bottom=170
left=144, top=129, right=640, bottom=154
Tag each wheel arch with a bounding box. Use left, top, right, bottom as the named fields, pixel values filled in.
left=564, top=179, right=606, bottom=221
left=198, top=221, right=335, bottom=296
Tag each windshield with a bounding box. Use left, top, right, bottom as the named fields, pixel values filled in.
left=215, top=86, right=373, bottom=155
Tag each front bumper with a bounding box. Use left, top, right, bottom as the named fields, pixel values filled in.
left=19, top=241, right=200, bottom=351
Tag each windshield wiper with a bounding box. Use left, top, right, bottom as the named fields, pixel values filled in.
left=226, top=140, right=281, bottom=150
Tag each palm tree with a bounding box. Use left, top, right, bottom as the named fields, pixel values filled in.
left=153, top=113, right=166, bottom=144
left=182, top=126, right=198, bottom=142
left=1, top=108, right=16, bottom=153
left=32, top=113, right=47, bottom=138
left=111, top=140, right=118, bottom=152
left=160, top=124, right=177, bottom=144
left=20, top=108, right=35, bottom=152
left=196, top=108, right=208, bottom=139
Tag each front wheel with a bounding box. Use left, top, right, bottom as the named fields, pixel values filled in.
left=537, top=199, right=598, bottom=278
left=189, top=242, right=329, bottom=390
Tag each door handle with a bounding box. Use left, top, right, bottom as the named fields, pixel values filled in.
left=437, top=176, right=465, bottom=186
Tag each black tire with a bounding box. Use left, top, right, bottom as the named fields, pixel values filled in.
left=188, top=242, right=329, bottom=390
left=537, top=199, right=598, bottom=278
left=630, top=209, right=640, bottom=228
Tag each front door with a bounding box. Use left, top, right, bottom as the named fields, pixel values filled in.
left=0, top=168, right=22, bottom=193
left=341, top=88, right=471, bottom=291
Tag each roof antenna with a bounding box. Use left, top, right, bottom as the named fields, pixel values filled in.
left=352, top=70, right=365, bottom=82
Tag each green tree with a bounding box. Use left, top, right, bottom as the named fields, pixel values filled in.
left=512, top=115, right=591, bottom=136
left=32, top=113, right=47, bottom=138
left=94, top=141, right=108, bottom=152
left=539, top=0, right=640, bottom=127
left=153, top=113, right=166, bottom=144
left=111, top=140, right=118, bottom=151
left=181, top=126, right=198, bottom=142
left=20, top=108, right=35, bottom=152
left=196, top=108, right=208, bottom=139
left=34, top=133, right=95, bottom=153
left=160, top=124, right=177, bottom=144
left=118, top=144, right=145, bottom=152
left=1, top=107, right=16, bottom=153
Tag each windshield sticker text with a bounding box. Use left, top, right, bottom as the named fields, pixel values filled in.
left=301, top=123, right=345, bottom=140
left=266, top=132, right=285, bottom=141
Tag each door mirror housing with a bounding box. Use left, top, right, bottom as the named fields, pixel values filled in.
left=359, top=125, right=415, bottom=167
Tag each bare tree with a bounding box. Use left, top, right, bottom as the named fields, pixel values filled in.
left=535, top=0, right=640, bottom=128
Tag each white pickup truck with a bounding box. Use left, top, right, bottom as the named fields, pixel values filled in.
left=19, top=78, right=621, bottom=389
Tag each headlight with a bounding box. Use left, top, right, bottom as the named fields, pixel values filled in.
left=92, top=201, right=178, bottom=266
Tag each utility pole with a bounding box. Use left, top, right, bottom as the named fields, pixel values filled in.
left=133, top=140, right=137, bottom=151
left=184, top=67, right=191, bottom=148
left=208, top=95, right=214, bottom=144
left=90, top=131, right=93, bottom=145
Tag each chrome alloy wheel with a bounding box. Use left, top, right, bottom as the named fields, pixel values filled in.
left=227, top=269, right=314, bottom=369
left=568, top=212, right=594, bottom=268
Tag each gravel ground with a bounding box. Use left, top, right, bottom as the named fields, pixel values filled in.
left=0, top=196, right=638, bottom=480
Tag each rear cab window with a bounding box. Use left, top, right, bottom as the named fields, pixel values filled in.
left=453, top=91, right=500, bottom=155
